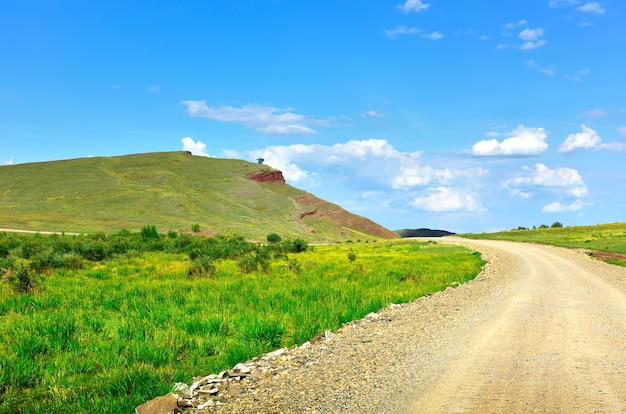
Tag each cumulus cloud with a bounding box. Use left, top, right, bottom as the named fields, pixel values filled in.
left=384, top=26, right=443, bottom=40
left=577, top=2, right=605, bottom=14
left=542, top=199, right=585, bottom=212
left=504, top=163, right=587, bottom=198
left=363, top=110, right=384, bottom=118
left=181, top=137, right=210, bottom=157
left=558, top=124, right=626, bottom=153
left=518, top=28, right=547, bottom=50
left=397, top=0, right=429, bottom=13
left=181, top=101, right=320, bottom=136
left=472, top=125, right=548, bottom=157
left=411, top=187, right=485, bottom=212
left=558, top=124, right=601, bottom=153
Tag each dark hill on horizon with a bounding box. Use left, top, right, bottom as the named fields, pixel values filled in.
left=396, top=228, right=456, bottom=238
left=0, top=151, right=398, bottom=242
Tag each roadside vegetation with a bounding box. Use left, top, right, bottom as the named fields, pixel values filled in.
left=0, top=229, right=485, bottom=413
left=463, top=221, right=626, bottom=267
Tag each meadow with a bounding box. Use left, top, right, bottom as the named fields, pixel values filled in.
left=0, top=230, right=485, bottom=413
left=463, top=221, right=626, bottom=266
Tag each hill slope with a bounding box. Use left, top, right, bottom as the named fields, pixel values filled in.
left=0, top=152, right=398, bottom=241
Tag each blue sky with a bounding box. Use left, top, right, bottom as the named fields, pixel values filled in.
left=1, top=0, right=625, bottom=233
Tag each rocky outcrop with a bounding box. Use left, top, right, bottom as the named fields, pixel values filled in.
left=249, top=170, right=285, bottom=183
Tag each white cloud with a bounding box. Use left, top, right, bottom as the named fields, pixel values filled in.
left=181, top=137, right=210, bottom=157
left=527, top=60, right=555, bottom=77
left=503, top=20, right=528, bottom=30
left=618, top=127, right=626, bottom=138
left=411, top=187, right=485, bottom=212
left=577, top=2, right=605, bottom=14
left=565, top=68, right=591, bottom=82
left=504, top=163, right=587, bottom=198
left=558, top=124, right=601, bottom=153
left=397, top=0, right=430, bottom=13
left=472, top=125, right=548, bottom=157
left=384, top=25, right=420, bottom=38
left=519, top=28, right=544, bottom=42
left=557, top=124, right=626, bottom=153
left=542, top=199, right=585, bottom=212
left=384, top=26, right=442, bottom=40
left=580, top=108, right=607, bottom=118
left=423, top=31, right=444, bottom=40
left=549, top=0, right=580, bottom=7
left=363, top=110, right=384, bottom=118
left=518, top=28, right=546, bottom=50
left=181, top=101, right=319, bottom=136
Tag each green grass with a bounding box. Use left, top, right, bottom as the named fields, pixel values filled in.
left=463, top=222, right=626, bottom=265
left=0, top=152, right=397, bottom=242
left=0, top=239, right=485, bottom=413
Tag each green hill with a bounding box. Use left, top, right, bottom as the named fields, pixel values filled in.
left=0, top=151, right=398, bottom=242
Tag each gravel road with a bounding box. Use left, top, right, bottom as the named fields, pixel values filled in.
left=199, top=237, right=626, bottom=413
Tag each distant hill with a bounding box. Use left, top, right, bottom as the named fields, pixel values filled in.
left=396, top=228, right=456, bottom=238
left=0, top=152, right=398, bottom=242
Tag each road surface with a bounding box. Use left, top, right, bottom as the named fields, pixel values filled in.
left=406, top=238, right=626, bottom=413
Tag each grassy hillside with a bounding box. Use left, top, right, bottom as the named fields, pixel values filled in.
left=0, top=152, right=397, bottom=242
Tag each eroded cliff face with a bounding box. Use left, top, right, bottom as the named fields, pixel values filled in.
left=249, top=170, right=285, bottom=183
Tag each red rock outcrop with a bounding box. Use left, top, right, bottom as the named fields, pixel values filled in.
left=249, top=170, right=285, bottom=183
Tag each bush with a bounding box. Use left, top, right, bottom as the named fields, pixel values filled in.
left=551, top=221, right=563, bottom=228
left=140, top=225, right=160, bottom=240
left=7, top=260, right=40, bottom=294
left=191, top=224, right=201, bottom=233
left=347, top=250, right=357, bottom=263
left=188, top=256, right=216, bottom=278
left=266, top=233, right=282, bottom=243
left=283, top=238, right=308, bottom=253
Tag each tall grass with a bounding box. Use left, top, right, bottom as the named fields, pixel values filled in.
left=0, top=237, right=484, bottom=413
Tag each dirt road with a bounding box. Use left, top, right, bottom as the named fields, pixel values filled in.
left=195, top=238, right=626, bottom=413
left=406, top=238, right=626, bottom=413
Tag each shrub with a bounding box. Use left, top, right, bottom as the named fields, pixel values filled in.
left=79, top=239, right=111, bottom=261
left=7, top=260, right=40, bottom=294
left=347, top=250, right=357, bottom=263
left=237, top=254, right=258, bottom=274
left=188, top=256, right=216, bottom=278
left=284, top=238, right=308, bottom=253
left=140, top=225, right=160, bottom=240
left=191, top=224, right=201, bottom=233
left=266, top=233, right=282, bottom=243
left=551, top=221, right=563, bottom=228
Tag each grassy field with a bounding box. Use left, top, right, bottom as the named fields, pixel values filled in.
left=0, top=152, right=396, bottom=242
left=463, top=221, right=626, bottom=266
left=0, top=232, right=485, bottom=413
